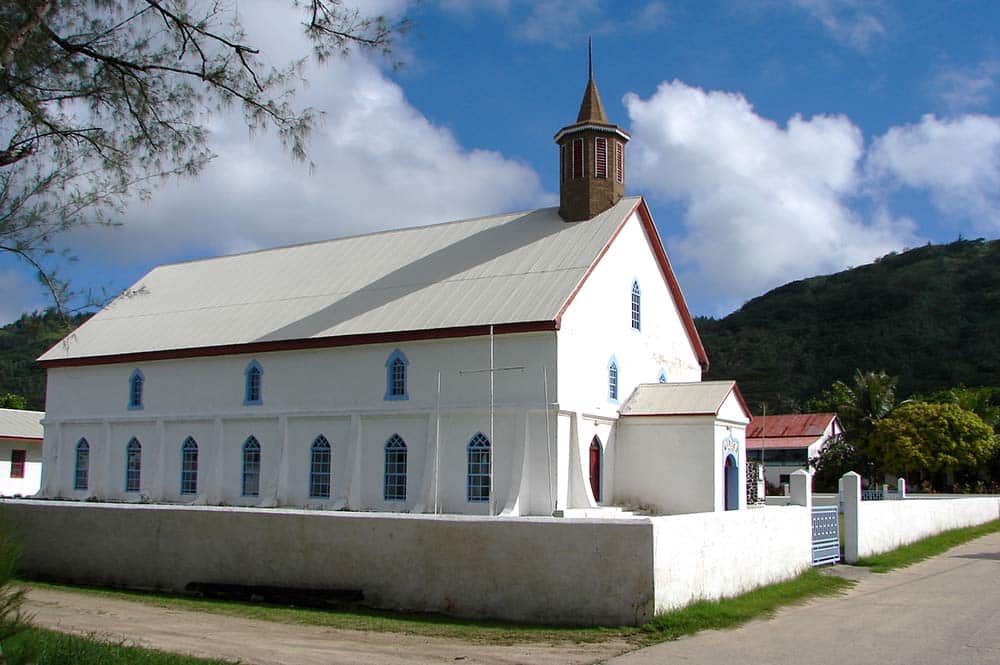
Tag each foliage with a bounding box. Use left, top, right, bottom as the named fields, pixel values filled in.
left=868, top=402, right=996, bottom=479
left=809, top=434, right=858, bottom=492
left=853, top=519, right=1000, bottom=573
left=3, top=628, right=233, bottom=665
left=0, top=519, right=31, bottom=664
left=0, top=395, right=26, bottom=410
left=1, top=1, right=406, bottom=311
left=0, top=309, right=90, bottom=409
left=915, top=385, right=1000, bottom=432
left=698, top=239, right=1000, bottom=411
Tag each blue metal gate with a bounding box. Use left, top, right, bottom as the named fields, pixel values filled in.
left=811, top=505, right=840, bottom=566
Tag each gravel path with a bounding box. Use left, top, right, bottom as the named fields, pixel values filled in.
left=23, top=587, right=631, bottom=665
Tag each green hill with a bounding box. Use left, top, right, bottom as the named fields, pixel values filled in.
left=0, top=310, right=91, bottom=410
left=697, top=238, right=1000, bottom=413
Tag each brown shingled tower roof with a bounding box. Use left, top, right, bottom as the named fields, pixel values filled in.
left=576, top=76, right=608, bottom=123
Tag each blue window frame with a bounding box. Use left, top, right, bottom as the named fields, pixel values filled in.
left=125, top=438, right=141, bottom=492
left=384, top=349, right=409, bottom=400
left=383, top=434, right=407, bottom=501
left=244, top=360, right=262, bottom=405
left=631, top=280, right=641, bottom=331
left=128, top=369, right=144, bottom=410
left=180, top=437, right=198, bottom=495
left=658, top=369, right=668, bottom=384
left=467, top=432, right=491, bottom=503
left=74, top=438, right=90, bottom=490
left=309, top=435, right=331, bottom=499
left=242, top=436, right=261, bottom=497
left=608, top=357, right=619, bottom=403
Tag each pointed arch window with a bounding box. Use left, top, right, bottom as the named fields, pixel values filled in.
left=595, top=137, right=608, bottom=178
left=467, top=432, right=491, bottom=503
left=608, top=357, right=619, bottom=403
left=572, top=138, right=584, bottom=179
left=125, top=438, right=142, bottom=492
left=128, top=369, right=144, bottom=410
left=658, top=369, right=668, bottom=384
left=560, top=144, right=568, bottom=182
left=384, top=434, right=407, bottom=501
left=244, top=360, right=262, bottom=406
left=309, top=435, right=331, bottom=499
left=180, top=437, right=198, bottom=495
left=242, top=436, right=261, bottom=497
left=74, top=438, right=90, bottom=491
left=631, top=280, right=641, bottom=330
left=384, top=349, right=409, bottom=401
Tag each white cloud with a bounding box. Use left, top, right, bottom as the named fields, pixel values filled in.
left=868, top=113, right=1000, bottom=228
left=625, top=80, right=917, bottom=312
left=0, top=269, right=46, bottom=324
left=790, top=0, right=887, bottom=52
left=61, top=2, right=548, bottom=267
left=930, top=61, right=1000, bottom=112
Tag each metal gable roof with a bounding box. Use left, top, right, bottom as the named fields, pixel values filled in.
left=746, top=413, right=838, bottom=439
left=0, top=409, right=44, bottom=440
left=618, top=381, right=750, bottom=418
left=40, top=197, right=644, bottom=364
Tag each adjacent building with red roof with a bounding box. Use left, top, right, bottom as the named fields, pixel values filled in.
left=746, top=413, right=842, bottom=487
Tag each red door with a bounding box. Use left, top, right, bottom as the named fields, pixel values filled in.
left=589, top=438, right=601, bottom=502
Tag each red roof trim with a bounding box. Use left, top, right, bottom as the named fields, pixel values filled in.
left=0, top=436, right=42, bottom=444
left=37, top=320, right=558, bottom=369
left=729, top=382, right=752, bottom=420
left=555, top=197, right=709, bottom=370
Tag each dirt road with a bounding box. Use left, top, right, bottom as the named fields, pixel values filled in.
left=24, top=587, right=632, bottom=665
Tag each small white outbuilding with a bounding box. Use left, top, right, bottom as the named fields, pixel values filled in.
left=0, top=408, right=44, bottom=496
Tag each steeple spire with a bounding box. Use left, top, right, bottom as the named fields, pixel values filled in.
left=576, top=38, right=607, bottom=123
left=554, top=40, right=630, bottom=222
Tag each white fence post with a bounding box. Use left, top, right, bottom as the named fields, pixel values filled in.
left=842, top=471, right=861, bottom=563
left=897, top=477, right=906, bottom=499
left=790, top=469, right=812, bottom=510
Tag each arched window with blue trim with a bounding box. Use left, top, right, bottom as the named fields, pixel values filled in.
left=242, top=436, right=261, bottom=497
left=244, top=360, right=262, bottom=405
left=384, top=349, right=409, bottom=400
left=467, top=432, right=491, bottom=503
left=125, top=438, right=141, bottom=492
left=384, top=434, right=407, bottom=501
left=309, top=435, right=331, bottom=499
left=608, top=357, right=619, bottom=403
left=128, top=369, right=144, bottom=410
left=74, top=438, right=90, bottom=490
left=658, top=369, right=668, bottom=384
left=631, top=280, right=641, bottom=331
left=180, top=437, right=199, bottom=495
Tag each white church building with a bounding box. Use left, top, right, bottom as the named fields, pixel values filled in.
left=37, top=71, right=751, bottom=517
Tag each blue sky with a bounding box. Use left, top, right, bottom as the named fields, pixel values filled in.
left=4, top=0, right=1000, bottom=323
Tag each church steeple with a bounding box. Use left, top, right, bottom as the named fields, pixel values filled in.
left=555, top=41, right=630, bottom=222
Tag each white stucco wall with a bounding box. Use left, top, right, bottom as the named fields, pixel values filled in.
left=556, top=210, right=702, bottom=418
left=4, top=500, right=655, bottom=626
left=848, top=496, right=1000, bottom=562
left=613, top=393, right=748, bottom=515
left=0, top=440, right=42, bottom=496
left=651, top=506, right=812, bottom=612
left=41, top=333, right=561, bottom=515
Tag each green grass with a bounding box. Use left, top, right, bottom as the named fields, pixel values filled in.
left=24, top=568, right=854, bottom=648
left=637, top=568, right=852, bottom=643
left=2, top=628, right=235, bottom=665
left=853, top=518, right=1000, bottom=573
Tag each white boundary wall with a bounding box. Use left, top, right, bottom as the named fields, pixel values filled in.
left=651, top=506, right=812, bottom=612
left=1, top=500, right=819, bottom=626
left=2, top=500, right=654, bottom=625
left=841, top=472, right=1000, bottom=562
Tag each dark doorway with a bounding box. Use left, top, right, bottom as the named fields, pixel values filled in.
left=589, top=437, right=602, bottom=502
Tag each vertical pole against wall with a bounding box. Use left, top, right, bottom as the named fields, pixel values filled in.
left=489, top=325, right=495, bottom=517
left=434, top=370, right=441, bottom=515
left=543, top=366, right=554, bottom=513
